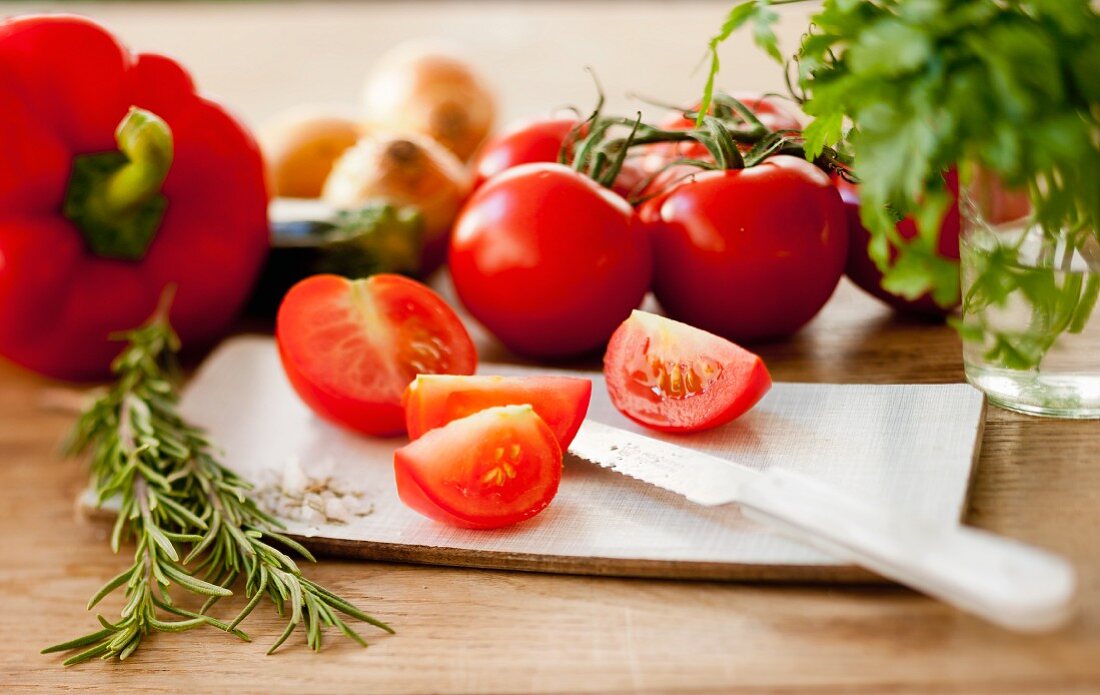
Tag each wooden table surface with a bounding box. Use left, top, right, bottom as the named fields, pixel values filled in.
left=3, top=2, right=1099, bottom=693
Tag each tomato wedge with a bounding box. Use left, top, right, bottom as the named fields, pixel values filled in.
left=394, top=405, right=562, bottom=529
left=604, top=310, right=771, bottom=433
left=404, top=374, right=592, bottom=448
left=276, top=274, right=477, bottom=436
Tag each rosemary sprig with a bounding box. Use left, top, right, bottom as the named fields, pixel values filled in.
left=43, top=296, right=393, bottom=665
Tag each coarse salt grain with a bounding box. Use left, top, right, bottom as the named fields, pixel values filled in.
left=254, top=457, right=374, bottom=525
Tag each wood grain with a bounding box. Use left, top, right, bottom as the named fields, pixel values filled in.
left=2, top=1, right=1099, bottom=693
left=6, top=282, right=1099, bottom=694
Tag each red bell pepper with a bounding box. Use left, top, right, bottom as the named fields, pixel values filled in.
left=0, top=14, right=269, bottom=380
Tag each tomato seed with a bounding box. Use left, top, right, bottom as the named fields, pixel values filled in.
left=642, top=356, right=719, bottom=400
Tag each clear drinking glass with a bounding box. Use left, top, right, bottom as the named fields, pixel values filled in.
left=958, top=169, right=1100, bottom=418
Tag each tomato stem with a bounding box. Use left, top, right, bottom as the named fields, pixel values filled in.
left=711, top=94, right=768, bottom=134
left=559, top=67, right=607, bottom=167
left=595, top=112, right=643, bottom=189
left=564, top=90, right=853, bottom=194
left=701, top=116, right=745, bottom=170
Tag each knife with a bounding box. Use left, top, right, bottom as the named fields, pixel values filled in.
left=568, top=419, right=1077, bottom=633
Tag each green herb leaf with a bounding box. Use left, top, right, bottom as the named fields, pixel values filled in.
left=752, top=3, right=782, bottom=63
left=699, top=1, right=785, bottom=126
left=46, top=297, right=391, bottom=665
left=705, top=0, right=1100, bottom=369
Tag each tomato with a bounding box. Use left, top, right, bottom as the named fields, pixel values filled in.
left=837, top=174, right=961, bottom=317
left=450, top=162, right=652, bottom=358
left=472, top=117, right=578, bottom=188
left=276, top=274, right=477, bottom=436
left=404, top=374, right=592, bottom=448
left=394, top=405, right=562, bottom=529
left=640, top=155, right=847, bottom=342
left=472, top=116, right=647, bottom=199
left=604, top=310, right=771, bottom=433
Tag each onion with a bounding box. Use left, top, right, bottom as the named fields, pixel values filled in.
left=322, top=131, right=471, bottom=275
left=363, top=42, right=495, bottom=161
left=258, top=105, right=361, bottom=198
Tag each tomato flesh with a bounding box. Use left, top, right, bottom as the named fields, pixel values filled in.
left=404, top=374, right=592, bottom=448
left=394, top=405, right=562, bottom=529
left=604, top=310, right=772, bottom=433
left=276, top=274, right=477, bottom=436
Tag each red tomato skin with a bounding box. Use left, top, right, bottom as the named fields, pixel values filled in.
left=450, top=163, right=652, bottom=358
left=473, top=117, right=644, bottom=199
left=472, top=117, right=578, bottom=189
left=394, top=405, right=562, bottom=529
left=604, top=311, right=772, bottom=433
left=404, top=374, right=592, bottom=448
left=641, top=156, right=847, bottom=342
left=394, top=460, right=495, bottom=528
left=837, top=175, right=961, bottom=317
left=276, top=274, right=477, bottom=437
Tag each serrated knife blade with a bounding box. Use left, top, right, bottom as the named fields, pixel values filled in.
left=567, top=419, right=757, bottom=507
left=566, top=418, right=1077, bottom=633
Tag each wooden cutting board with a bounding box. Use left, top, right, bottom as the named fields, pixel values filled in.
left=81, top=336, right=986, bottom=582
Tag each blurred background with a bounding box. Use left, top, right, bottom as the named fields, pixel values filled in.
left=0, top=1, right=815, bottom=128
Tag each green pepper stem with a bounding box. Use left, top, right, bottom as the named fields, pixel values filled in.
left=62, top=107, right=174, bottom=261
left=103, top=108, right=174, bottom=217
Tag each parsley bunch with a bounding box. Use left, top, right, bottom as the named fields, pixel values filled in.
left=704, top=0, right=1100, bottom=356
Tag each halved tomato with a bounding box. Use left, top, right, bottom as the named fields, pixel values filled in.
left=604, top=310, right=771, bottom=433
left=276, top=274, right=477, bottom=436
left=394, top=405, right=562, bottom=529
left=404, top=374, right=592, bottom=448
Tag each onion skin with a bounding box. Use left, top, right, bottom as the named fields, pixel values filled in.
left=259, top=106, right=361, bottom=198
left=323, top=131, right=471, bottom=275
left=363, top=43, right=495, bottom=161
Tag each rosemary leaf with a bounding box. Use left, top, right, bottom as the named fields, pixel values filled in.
left=45, top=297, right=391, bottom=665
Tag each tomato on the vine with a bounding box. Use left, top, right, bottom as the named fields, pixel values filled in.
left=450, top=162, right=651, bottom=358
left=640, top=155, right=847, bottom=342
left=604, top=310, right=771, bottom=433
left=642, top=93, right=802, bottom=173
left=276, top=274, right=477, bottom=436
left=394, top=404, right=562, bottom=529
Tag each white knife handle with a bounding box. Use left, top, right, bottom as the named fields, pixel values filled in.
left=736, top=469, right=1077, bottom=632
